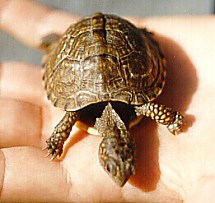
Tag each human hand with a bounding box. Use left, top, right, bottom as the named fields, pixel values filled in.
left=0, top=1, right=215, bottom=202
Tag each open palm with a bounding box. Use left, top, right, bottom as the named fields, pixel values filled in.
left=0, top=1, right=215, bottom=202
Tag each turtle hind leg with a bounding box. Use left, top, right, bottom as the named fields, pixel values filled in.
left=44, top=111, right=78, bottom=160
left=135, top=103, right=183, bottom=135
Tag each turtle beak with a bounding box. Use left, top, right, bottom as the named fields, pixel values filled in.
left=106, top=159, right=134, bottom=187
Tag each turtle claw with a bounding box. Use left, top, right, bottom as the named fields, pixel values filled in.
left=42, top=146, right=48, bottom=151
left=167, top=113, right=183, bottom=135
left=43, top=112, right=78, bottom=161
left=44, top=147, right=61, bottom=160
left=43, top=147, right=54, bottom=159
left=43, top=141, right=62, bottom=160
left=44, top=151, right=51, bottom=158
left=50, top=152, right=59, bottom=161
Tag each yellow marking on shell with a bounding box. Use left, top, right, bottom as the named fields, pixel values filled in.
left=75, top=121, right=100, bottom=135
left=133, top=114, right=144, bottom=126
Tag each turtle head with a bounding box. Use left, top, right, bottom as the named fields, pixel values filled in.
left=95, top=103, right=136, bottom=186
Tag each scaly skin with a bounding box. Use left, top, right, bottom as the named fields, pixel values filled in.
left=95, top=103, right=136, bottom=187
left=44, top=111, right=78, bottom=160
left=99, top=136, right=135, bottom=187
left=135, top=103, right=183, bottom=135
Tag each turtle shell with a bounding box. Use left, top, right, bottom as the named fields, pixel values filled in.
left=42, top=13, right=166, bottom=111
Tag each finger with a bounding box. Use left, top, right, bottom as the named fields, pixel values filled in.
left=0, top=98, right=42, bottom=148
left=0, top=62, right=66, bottom=147
left=0, top=147, right=71, bottom=202
left=0, top=62, right=45, bottom=106
left=0, top=0, right=80, bottom=49
left=0, top=96, right=80, bottom=150
left=0, top=136, right=183, bottom=202
left=0, top=143, right=103, bottom=202
left=0, top=139, right=127, bottom=202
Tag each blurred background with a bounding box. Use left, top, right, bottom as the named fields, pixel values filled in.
left=0, top=0, right=214, bottom=65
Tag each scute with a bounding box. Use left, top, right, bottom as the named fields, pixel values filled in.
left=43, top=13, right=166, bottom=111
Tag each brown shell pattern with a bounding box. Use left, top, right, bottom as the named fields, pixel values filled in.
left=43, top=13, right=166, bottom=111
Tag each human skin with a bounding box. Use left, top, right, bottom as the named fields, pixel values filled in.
left=0, top=0, right=215, bottom=202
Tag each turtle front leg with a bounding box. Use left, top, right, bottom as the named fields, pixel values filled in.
left=44, top=111, right=78, bottom=160
left=135, top=103, right=183, bottom=135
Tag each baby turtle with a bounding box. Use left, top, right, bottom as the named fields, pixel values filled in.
left=41, top=13, right=183, bottom=187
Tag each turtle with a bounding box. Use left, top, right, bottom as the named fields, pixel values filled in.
left=41, top=12, right=183, bottom=187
